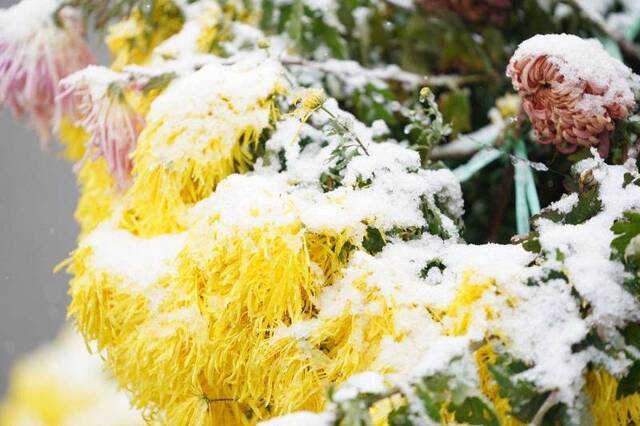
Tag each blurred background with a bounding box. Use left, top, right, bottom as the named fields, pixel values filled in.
left=0, top=0, right=80, bottom=393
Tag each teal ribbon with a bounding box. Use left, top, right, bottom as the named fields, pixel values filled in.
left=512, top=138, right=541, bottom=235
left=453, top=148, right=502, bottom=182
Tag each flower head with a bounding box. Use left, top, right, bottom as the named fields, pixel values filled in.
left=419, top=0, right=512, bottom=25
left=488, top=93, right=521, bottom=126
left=0, top=0, right=95, bottom=143
left=293, top=88, right=326, bottom=122
left=507, top=34, right=638, bottom=155
left=59, top=66, right=144, bottom=188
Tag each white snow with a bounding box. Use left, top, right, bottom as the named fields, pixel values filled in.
left=332, top=372, right=388, bottom=402
left=83, top=223, right=186, bottom=289
left=0, top=0, right=60, bottom=39
left=258, top=411, right=335, bottom=426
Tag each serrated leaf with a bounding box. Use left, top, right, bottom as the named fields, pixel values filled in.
left=564, top=187, right=602, bottom=225
left=611, top=211, right=640, bottom=258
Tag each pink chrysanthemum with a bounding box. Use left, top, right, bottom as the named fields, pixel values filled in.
left=507, top=34, right=638, bottom=156
left=0, top=0, right=95, bottom=143
left=60, top=66, right=144, bottom=188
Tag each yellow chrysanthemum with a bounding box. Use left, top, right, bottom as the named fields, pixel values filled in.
left=106, top=0, right=184, bottom=71
left=57, top=116, right=88, bottom=162
left=67, top=173, right=399, bottom=424
left=586, top=369, right=640, bottom=426
left=120, top=58, right=285, bottom=237
left=74, top=159, right=117, bottom=235
left=0, top=327, right=144, bottom=426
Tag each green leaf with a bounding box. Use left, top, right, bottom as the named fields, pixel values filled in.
left=420, top=259, right=446, bottom=279
left=439, top=89, right=471, bottom=136
left=522, top=238, right=541, bottom=254
left=415, top=373, right=451, bottom=421
left=420, top=197, right=451, bottom=240
left=362, top=226, right=386, bottom=255
left=415, top=370, right=499, bottom=425
left=488, top=354, right=550, bottom=423
left=611, top=211, right=640, bottom=259
left=541, top=403, right=572, bottom=426
left=622, top=323, right=640, bottom=350
left=453, top=397, right=499, bottom=426
left=352, top=84, right=397, bottom=126
left=387, top=406, right=412, bottom=426
left=564, top=187, right=602, bottom=225
left=617, top=361, right=640, bottom=398
left=142, top=72, right=176, bottom=93
left=312, top=16, right=348, bottom=59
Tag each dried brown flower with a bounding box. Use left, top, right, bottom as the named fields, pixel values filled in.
left=507, top=35, right=638, bottom=155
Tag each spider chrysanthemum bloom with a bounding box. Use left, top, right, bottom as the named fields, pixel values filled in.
left=120, top=57, right=285, bottom=237
left=0, top=0, right=95, bottom=143
left=419, top=0, right=512, bottom=25
left=507, top=34, right=638, bottom=155
left=60, top=66, right=145, bottom=189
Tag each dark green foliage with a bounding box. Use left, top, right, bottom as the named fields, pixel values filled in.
left=421, top=197, right=450, bottom=240
left=362, top=226, right=386, bottom=255
left=531, top=186, right=602, bottom=228
left=616, top=323, right=640, bottom=398
left=260, top=0, right=348, bottom=58
left=439, top=89, right=471, bottom=136
left=488, top=354, right=550, bottom=423
left=571, top=330, right=608, bottom=354
left=414, top=372, right=498, bottom=425
left=338, top=240, right=356, bottom=265
left=611, top=211, right=640, bottom=259
left=420, top=258, right=446, bottom=279
left=406, top=88, right=451, bottom=159
left=453, top=397, right=499, bottom=426
left=617, top=361, right=640, bottom=398
left=387, top=406, right=412, bottom=426
left=541, top=403, right=572, bottom=426
left=623, top=323, right=640, bottom=349
left=522, top=237, right=541, bottom=254
left=351, top=84, right=398, bottom=127
left=332, top=393, right=380, bottom=426
left=319, top=144, right=359, bottom=192
left=611, top=211, right=640, bottom=299
left=564, top=187, right=602, bottom=225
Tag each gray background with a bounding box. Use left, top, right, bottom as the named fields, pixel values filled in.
left=0, top=0, right=83, bottom=394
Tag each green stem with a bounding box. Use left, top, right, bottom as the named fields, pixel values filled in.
left=319, top=106, right=370, bottom=156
